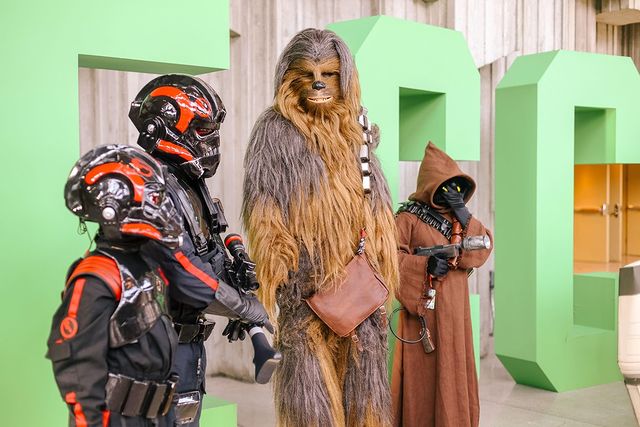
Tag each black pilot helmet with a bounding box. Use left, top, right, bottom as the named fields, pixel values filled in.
left=129, top=74, right=227, bottom=180
left=64, top=144, right=183, bottom=248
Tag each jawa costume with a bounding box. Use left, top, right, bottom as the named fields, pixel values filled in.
left=47, top=145, right=183, bottom=426
left=391, top=142, right=493, bottom=427
left=129, top=74, right=277, bottom=425
left=243, top=29, right=399, bottom=427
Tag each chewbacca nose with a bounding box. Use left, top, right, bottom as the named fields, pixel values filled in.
left=312, top=81, right=326, bottom=90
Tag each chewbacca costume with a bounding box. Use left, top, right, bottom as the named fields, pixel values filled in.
left=391, top=142, right=492, bottom=427
left=243, top=29, right=398, bottom=427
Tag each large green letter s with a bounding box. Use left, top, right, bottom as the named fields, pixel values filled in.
left=0, top=1, right=228, bottom=424
left=495, top=50, right=640, bottom=391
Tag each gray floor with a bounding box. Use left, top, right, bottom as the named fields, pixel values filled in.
left=207, top=353, right=638, bottom=427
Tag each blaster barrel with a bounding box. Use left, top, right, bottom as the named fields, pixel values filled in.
left=461, top=235, right=491, bottom=251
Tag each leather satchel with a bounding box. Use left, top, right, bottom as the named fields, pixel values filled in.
left=306, top=253, right=389, bottom=338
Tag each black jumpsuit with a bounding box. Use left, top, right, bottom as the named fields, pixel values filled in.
left=46, top=245, right=178, bottom=427
left=142, top=170, right=229, bottom=426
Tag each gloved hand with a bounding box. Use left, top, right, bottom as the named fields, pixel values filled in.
left=222, top=318, right=275, bottom=342
left=427, top=253, right=449, bottom=277
left=222, top=319, right=246, bottom=342
left=439, top=183, right=471, bottom=227
left=204, top=281, right=271, bottom=327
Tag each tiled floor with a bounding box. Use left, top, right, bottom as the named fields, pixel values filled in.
left=207, top=353, right=638, bottom=427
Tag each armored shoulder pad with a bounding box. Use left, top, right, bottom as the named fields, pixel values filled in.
left=66, top=255, right=122, bottom=301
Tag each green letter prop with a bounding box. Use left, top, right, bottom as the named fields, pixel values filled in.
left=495, top=50, right=640, bottom=391
left=328, top=15, right=481, bottom=369
left=0, top=1, right=233, bottom=424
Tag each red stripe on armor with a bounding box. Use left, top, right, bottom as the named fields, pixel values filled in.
left=102, top=410, right=110, bottom=427
left=175, top=251, right=219, bottom=291
left=67, top=256, right=122, bottom=301
left=157, top=267, right=169, bottom=285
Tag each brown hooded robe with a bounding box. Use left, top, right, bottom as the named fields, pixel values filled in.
left=391, top=142, right=493, bottom=427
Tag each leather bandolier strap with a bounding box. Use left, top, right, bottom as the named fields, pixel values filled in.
left=397, top=200, right=453, bottom=240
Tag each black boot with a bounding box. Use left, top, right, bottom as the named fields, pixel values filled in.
left=251, top=331, right=282, bottom=384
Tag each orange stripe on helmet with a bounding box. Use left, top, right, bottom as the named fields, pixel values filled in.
left=84, top=162, right=145, bottom=203
left=156, top=139, right=195, bottom=162
left=150, top=86, right=212, bottom=132
left=120, top=222, right=163, bottom=242
left=175, top=251, right=219, bottom=291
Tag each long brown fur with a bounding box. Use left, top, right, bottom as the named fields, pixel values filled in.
left=243, top=28, right=398, bottom=427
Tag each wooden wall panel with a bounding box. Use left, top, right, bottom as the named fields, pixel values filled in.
left=78, top=0, right=637, bottom=379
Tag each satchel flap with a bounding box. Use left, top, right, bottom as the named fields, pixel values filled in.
left=306, top=254, right=388, bottom=337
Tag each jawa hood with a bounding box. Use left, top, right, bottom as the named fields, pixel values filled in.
left=408, top=141, right=476, bottom=212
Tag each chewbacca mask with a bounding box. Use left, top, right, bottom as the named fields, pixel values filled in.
left=243, top=28, right=398, bottom=427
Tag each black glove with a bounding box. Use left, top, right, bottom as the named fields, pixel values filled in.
left=439, top=184, right=471, bottom=227
left=204, top=281, right=270, bottom=326
left=223, top=318, right=276, bottom=342
left=223, top=319, right=246, bottom=342
left=427, top=253, right=449, bottom=277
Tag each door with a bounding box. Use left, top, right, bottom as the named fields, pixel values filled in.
left=626, top=165, right=640, bottom=257
left=574, top=165, right=610, bottom=263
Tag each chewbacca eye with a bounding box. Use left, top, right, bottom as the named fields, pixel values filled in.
left=321, top=72, right=338, bottom=77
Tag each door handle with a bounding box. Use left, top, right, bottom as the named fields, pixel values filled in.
left=574, top=203, right=608, bottom=215
left=628, top=205, right=640, bottom=212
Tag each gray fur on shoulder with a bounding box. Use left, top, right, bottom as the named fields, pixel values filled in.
left=242, top=108, right=326, bottom=220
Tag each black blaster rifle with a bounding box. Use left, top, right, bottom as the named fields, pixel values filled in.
left=224, top=234, right=259, bottom=296
left=413, top=235, right=491, bottom=258
left=221, top=234, right=282, bottom=384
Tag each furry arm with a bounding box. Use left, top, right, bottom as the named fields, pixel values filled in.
left=242, top=109, right=326, bottom=316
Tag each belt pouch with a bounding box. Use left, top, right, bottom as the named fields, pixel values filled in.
left=121, top=380, right=149, bottom=417
left=105, top=374, right=133, bottom=413
left=173, top=391, right=201, bottom=425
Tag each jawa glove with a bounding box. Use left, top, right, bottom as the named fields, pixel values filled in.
left=440, top=183, right=472, bottom=227
left=427, top=253, right=450, bottom=277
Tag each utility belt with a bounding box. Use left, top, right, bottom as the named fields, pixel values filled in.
left=105, top=373, right=178, bottom=419
left=174, top=321, right=215, bottom=343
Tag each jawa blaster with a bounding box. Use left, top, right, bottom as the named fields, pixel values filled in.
left=414, top=235, right=491, bottom=258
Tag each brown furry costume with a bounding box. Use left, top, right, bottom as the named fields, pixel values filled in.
left=242, top=29, right=399, bottom=427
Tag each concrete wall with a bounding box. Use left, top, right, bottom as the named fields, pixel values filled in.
left=78, top=0, right=635, bottom=379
